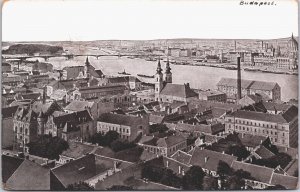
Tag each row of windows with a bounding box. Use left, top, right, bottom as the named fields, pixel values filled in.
left=235, top=120, right=278, bottom=129
left=98, top=124, right=130, bottom=134
left=229, top=125, right=286, bottom=144
left=231, top=124, right=286, bottom=136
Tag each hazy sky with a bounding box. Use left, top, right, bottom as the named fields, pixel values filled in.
left=2, top=0, right=298, bottom=41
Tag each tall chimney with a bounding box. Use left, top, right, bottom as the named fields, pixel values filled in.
left=234, top=40, right=237, bottom=52
left=237, top=55, right=242, bottom=101
left=43, top=86, right=46, bottom=104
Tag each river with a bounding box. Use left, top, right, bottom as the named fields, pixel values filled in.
left=31, top=56, right=298, bottom=102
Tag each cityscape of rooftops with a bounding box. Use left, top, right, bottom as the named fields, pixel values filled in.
left=1, top=0, right=298, bottom=191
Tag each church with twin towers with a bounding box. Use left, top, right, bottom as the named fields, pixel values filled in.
left=154, top=58, right=198, bottom=103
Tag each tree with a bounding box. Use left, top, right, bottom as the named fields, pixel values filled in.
left=252, top=153, right=292, bottom=168
left=110, top=139, right=136, bottom=152
left=202, top=176, right=218, bottom=190
left=107, top=185, right=133, bottom=190
left=226, top=145, right=250, bottom=161
left=66, top=181, right=94, bottom=190
left=217, top=161, right=233, bottom=177
left=234, top=169, right=252, bottom=180
left=27, top=135, right=69, bottom=160
left=149, top=124, right=169, bottom=133
left=160, top=169, right=182, bottom=188
left=90, top=131, right=119, bottom=147
left=182, top=166, right=205, bottom=190
left=225, top=175, right=245, bottom=190
left=103, top=131, right=120, bottom=146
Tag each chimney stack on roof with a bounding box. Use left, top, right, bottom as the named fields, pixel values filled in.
left=43, top=86, right=46, bottom=104
left=237, top=55, right=242, bottom=101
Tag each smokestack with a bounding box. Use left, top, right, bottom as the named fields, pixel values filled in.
left=237, top=55, right=242, bottom=101
left=234, top=40, right=236, bottom=52
left=43, top=86, right=46, bottom=104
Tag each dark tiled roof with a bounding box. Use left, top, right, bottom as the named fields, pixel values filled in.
left=237, top=133, right=268, bottom=148
left=149, top=113, right=165, bottom=124
left=107, top=76, right=129, bottom=84
left=98, top=113, right=145, bottom=127
left=64, top=100, right=94, bottom=112
left=262, top=101, right=292, bottom=112
left=54, top=110, right=93, bottom=130
left=190, top=148, right=237, bottom=172
left=2, top=105, right=19, bottom=119
left=51, top=154, right=96, bottom=188
left=170, top=150, right=192, bottom=165
left=270, top=173, right=298, bottom=189
left=231, top=161, right=273, bottom=184
left=79, top=84, right=126, bottom=91
left=2, top=155, right=24, bottom=183
left=228, top=110, right=289, bottom=123
left=255, top=145, right=275, bottom=159
left=19, top=92, right=41, bottom=100
left=217, top=78, right=279, bottom=91
left=281, top=105, right=298, bottom=122
left=217, top=78, right=254, bottom=89
left=160, top=83, right=198, bottom=98
left=5, top=160, right=50, bottom=190
left=142, top=135, right=186, bottom=148
left=284, top=159, right=298, bottom=176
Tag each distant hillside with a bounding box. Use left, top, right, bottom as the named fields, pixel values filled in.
left=2, top=44, right=63, bottom=55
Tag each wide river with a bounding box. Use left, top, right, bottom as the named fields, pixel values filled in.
left=32, top=56, right=298, bottom=102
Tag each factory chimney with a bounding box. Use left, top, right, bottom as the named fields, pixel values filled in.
left=234, top=40, right=237, bottom=52
left=43, top=86, right=46, bottom=104
left=237, top=55, right=242, bottom=101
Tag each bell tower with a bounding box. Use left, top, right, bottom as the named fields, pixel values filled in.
left=155, top=58, right=163, bottom=101
left=84, top=57, right=90, bottom=78
left=164, top=56, right=172, bottom=83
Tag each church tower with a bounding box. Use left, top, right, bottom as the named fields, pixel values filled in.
left=164, top=57, right=172, bottom=83
left=84, top=57, right=90, bottom=78
left=155, top=58, right=163, bottom=101
left=37, top=111, right=45, bottom=135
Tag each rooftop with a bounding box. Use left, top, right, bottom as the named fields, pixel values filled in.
left=217, top=78, right=279, bottom=91
left=5, top=159, right=50, bottom=190
left=160, top=83, right=198, bottom=98
left=51, top=154, right=97, bottom=188
left=189, top=148, right=237, bottom=172
left=227, top=109, right=296, bottom=124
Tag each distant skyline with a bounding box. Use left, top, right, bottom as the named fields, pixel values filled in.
left=2, top=0, right=298, bottom=41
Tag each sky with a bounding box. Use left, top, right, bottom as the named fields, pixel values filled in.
left=2, top=0, right=299, bottom=41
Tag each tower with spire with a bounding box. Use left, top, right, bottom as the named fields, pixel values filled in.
left=84, top=57, right=90, bottom=78
left=154, top=58, right=163, bottom=101
left=164, top=57, right=172, bottom=83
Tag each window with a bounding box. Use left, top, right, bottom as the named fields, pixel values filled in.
left=25, top=129, right=28, bottom=135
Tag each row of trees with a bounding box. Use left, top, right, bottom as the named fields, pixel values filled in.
left=141, top=161, right=218, bottom=190
left=89, top=131, right=137, bottom=152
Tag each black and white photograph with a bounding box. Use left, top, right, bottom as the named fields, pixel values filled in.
left=1, top=0, right=299, bottom=190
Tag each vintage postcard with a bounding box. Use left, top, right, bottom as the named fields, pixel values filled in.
left=1, top=0, right=298, bottom=190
